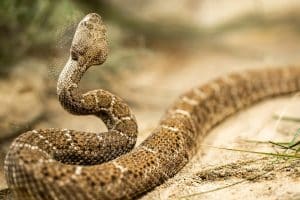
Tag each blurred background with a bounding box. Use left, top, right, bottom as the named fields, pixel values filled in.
left=1, top=0, right=300, bottom=199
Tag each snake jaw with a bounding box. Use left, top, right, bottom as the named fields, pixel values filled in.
left=71, top=13, right=108, bottom=67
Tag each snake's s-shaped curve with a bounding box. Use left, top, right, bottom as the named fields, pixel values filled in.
left=4, top=13, right=300, bottom=200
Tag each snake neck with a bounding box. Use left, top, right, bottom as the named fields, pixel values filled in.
left=56, top=57, right=137, bottom=134
left=57, top=57, right=88, bottom=114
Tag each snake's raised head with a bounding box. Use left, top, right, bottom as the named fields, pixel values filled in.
left=71, top=13, right=108, bottom=67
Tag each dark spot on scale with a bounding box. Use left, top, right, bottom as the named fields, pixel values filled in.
left=100, top=181, right=105, bottom=187
left=90, top=181, right=96, bottom=187
left=43, top=171, right=49, bottom=177
left=184, top=152, right=189, bottom=160
left=159, top=176, right=165, bottom=183
left=70, top=178, right=76, bottom=183
left=111, top=175, right=117, bottom=181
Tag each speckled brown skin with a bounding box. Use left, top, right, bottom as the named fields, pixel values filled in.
left=4, top=13, right=300, bottom=200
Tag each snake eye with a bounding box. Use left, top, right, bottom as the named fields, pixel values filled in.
left=71, top=50, right=78, bottom=61
left=71, top=46, right=87, bottom=61
left=82, top=21, right=94, bottom=30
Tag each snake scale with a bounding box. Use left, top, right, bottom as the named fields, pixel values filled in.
left=4, top=13, right=300, bottom=200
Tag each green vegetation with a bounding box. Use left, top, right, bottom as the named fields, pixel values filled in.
left=0, top=0, right=80, bottom=73
left=1, top=0, right=300, bottom=75
left=179, top=121, right=299, bottom=199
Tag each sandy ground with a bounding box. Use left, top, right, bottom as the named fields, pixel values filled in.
left=0, top=13, right=300, bottom=200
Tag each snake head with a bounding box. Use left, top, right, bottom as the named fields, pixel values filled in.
left=71, top=13, right=108, bottom=67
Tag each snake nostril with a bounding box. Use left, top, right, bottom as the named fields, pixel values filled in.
left=90, top=15, right=100, bottom=23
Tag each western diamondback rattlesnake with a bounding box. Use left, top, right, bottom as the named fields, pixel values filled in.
left=4, top=13, right=300, bottom=200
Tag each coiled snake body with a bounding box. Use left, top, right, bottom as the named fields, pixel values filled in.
left=4, top=13, right=300, bottom=200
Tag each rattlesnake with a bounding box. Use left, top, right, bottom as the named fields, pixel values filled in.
left=4, top=13, right=300, bottom=200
